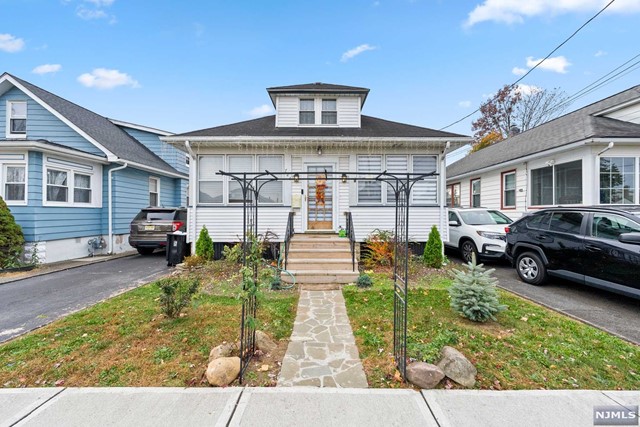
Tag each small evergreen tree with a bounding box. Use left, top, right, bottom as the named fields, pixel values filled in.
left=449, top=253, right=507, bottom=322
left=423, top=225, right=443, bottom=268
left=195, top=225, right=214, bottom=260
left=0, top=196, right=25, bottom=268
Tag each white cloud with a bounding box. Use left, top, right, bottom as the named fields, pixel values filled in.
left=0, top=34, right=25, bottom=53
left=512, top=66, right=527, bottom=76
left=514, top=84, right=542, bottom=96
left=84, top=0, right=115, bottom=6
left=458, top=100, right=472, bottom=108
left=77, top=6, right=107, bottom=19
left=76, top=0, right=116, bottom=22
left=32, top=64, right=62, bottom=75
left=526, top=55, right=570, bottom=73
left=246, top=104, right=274, bottom=118
left=77, top=68, right=140, bottom=89
left=595, top=50, right=607, bottom=57
left=465, top=0, right=640, bottom=27
left=341, top=44, right=377, bottom=62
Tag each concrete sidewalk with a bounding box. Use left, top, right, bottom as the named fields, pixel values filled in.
left=1, top=387, right=638, bottom=427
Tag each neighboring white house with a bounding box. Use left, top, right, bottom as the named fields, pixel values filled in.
left=163, top=83, right=471, bottom=251
left=447, top=85, right=640, bottom=219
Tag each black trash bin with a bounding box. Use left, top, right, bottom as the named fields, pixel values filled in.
left=166, top=232, right=188, bottom=266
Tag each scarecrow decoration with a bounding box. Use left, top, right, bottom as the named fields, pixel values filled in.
left=315, top=174, right=327, bottom=216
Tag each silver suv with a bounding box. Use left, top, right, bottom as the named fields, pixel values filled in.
left=445, top=208, right=513, bottom=263
left=129, top=207, right=187, bottom=255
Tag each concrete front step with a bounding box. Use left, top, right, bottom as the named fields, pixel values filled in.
left=289, top=240, right=351, bottom=249
left=288, top=248, right=352, bottom=259
left=282, top=270, right=359, bottom=284
left=287, top=259, right=355, bottom=271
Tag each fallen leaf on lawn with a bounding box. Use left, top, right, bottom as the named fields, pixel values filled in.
left=520, top=317, right=528, bottom=322
left=258, top=364, right=270, bottom=372
left=55, top=379, right=65, bottom=386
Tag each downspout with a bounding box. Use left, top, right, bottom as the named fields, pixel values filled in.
left=108, top=162, right=128, bottom=254
left=440, top=141, right=451, bottom=256
left=185, top=141, right=197, bottom=252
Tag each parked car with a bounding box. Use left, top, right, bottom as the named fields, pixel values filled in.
left=505, top=206, right=640, bottom=299
left=445, top=208, right=513, bottom=263
left=129, top=207, right=187, bottom=255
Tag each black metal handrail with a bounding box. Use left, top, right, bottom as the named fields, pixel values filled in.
left=345, top=211, right=356, bottom=272
left=284, top=211, right=295, bottom=270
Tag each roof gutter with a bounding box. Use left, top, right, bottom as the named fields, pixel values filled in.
left=1, top=141, right=109, bottom=163
left=117, top=159, right=187, bottom=179
left=163, top=136, right=471, bottom=145
left=108, top=162, right=128, bottom=254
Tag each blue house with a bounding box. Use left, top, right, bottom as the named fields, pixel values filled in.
left=0, top=72, right=188, bottom=263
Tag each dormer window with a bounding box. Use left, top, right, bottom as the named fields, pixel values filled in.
left=299, top=99, right=315, bottom=124
left=321, top=99, right=337, bottom=124
left=8, top=101, right=27, bottom=137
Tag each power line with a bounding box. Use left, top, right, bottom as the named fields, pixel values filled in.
left=439, top=0, right=616, bottom=132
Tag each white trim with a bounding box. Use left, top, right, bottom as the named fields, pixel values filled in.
left=302, top=159, right=339, bottom=232
left=0, top=140, right=109, bottom=163
left=108, top=118, right=174, bottom=136
left=42, top=157, right=101, bottom=208
left=6, top=100, right=27, bottom=139
left=594, top=98, right=640, bottom=116
left=163, top=136, right=470, bottom=145
left=149, top=176, right=160, bottom=207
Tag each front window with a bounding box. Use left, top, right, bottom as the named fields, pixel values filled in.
left=592, top=213, right=640, bottom=240
left=471, top=179, right=481, bottom=208
left=149, top=177, right=159, bottom=206
left=531, top=166, right=553, bottom=205
left=446, top=183, right=461, bottom=207
left=502, top=171, right=516, bottom=209
left=555, top=160, right=582, bottom=204
left=74, top=173, right=92, bottom=203
left=299, top=99, right=315, bottom=125
left=198, top=155, right=223, bottom=204
left=321, top=99, right=337, bottom=125
left=47, top=169, right=68, bottom=202
left=357, top=155, right=382, bottom=204
left=412, top=156, right=438, bottom=205
left=8, top=101, right=27, bottom=136
left=600, top=157, right=635, bottom=204
left=4, top=165, right=25, bottom=202
left=228, top=155, right=253, bottom=203
left=257, top=155, right=283, bottom=203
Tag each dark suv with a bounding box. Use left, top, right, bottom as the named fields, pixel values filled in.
left=505, top=206, right=640, bottom=299
left=129, top=207, right=187, bottom=255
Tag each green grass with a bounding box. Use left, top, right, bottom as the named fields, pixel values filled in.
left=0, top=261, right=297, bottom=388
left=343, top=275, right=640, bottom=389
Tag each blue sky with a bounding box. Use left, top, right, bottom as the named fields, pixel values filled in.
left=2, top=0, right=640, bottom=159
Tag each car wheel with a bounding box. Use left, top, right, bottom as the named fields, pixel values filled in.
left=137, top=247, right=155, bottom=256
left=516, top=252, right=547, bottom=285
left=460, top=240, right=478, bottom=264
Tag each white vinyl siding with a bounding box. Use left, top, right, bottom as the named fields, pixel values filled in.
left=275, top=95, right=362, bottom=128
left=337, top=97, right=360, bottom=127
left=275, top=97, right=298, bottom=127
left=604, top=102, right=640, bottom=124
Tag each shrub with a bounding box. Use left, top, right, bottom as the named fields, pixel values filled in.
left=362, top=229, right=394, bottom=268
left=222, top=243, right=243, bottom=264
left=182, top=255, right=205, bottom=268
left=155, top=277, right=200, bottom=318
left=195, top=225, right=214, bottom=260
left=0, top=196, right=25, bottom=268
left=423, top=225, right=443, bottom=268
left=356, top=274, right=373, bottom=288
left=449, top=253, right=506, bottom=322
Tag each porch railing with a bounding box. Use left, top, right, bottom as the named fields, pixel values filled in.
left=345, top=211, right=356, bottom=272
left=283, top=211, right=295, bottom=270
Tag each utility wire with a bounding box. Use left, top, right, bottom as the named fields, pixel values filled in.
left=439, top=0, right=617, bottom=131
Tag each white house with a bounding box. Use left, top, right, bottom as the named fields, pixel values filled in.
left=447, top=85, right=640, bottom=219
left=163, top=83, right=471, bottom=253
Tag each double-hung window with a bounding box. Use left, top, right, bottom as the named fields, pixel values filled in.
left=299, top=99, right=315, bottom=125
left=228, top=156, right=253, bottom=203
left=357, top=155, right=382, bottom=204
left=501, top=171, right=516, bottom=209
left=4, top=165, right=26, bottom=202
left=7, top=101, right=27, bottom=137
left=257, top=155, right=283, bottom=204
left=321, top=99, right=337, bottom=124
left=47, top=169, right=68, bottom=202
left=74, top=174, right=92, bottom=203
left=600, top=157, right=635, bottom=204
left=412, top=156, right=437, bottom=205
left=385, top=155, right=408, bottom=203
left=198, top=155, right=223, bottom=204
left=470, top=179, right=481, bottom=207
left=446, top=183, right=460, bottom=207
left=149, top=177, right=159, bottom=206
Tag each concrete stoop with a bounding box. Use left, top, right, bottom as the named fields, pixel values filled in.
left=282, top=233, right=359, bottom=288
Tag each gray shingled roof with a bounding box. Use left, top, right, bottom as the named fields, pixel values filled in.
left=7, top=74, right=182, bottom=176
left=447, top=85, right=640, bottom=179
left=172, top=114, right=468, bottom=139
left=266, top=82, right=370, bottom=106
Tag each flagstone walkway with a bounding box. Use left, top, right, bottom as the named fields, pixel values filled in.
left=277, top=290, right=368, bottom=387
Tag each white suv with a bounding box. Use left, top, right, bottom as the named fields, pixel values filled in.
left=445, top=208, right=513, bottom=263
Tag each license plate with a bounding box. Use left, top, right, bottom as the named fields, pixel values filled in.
left=144, top=225, right=155, bottom=231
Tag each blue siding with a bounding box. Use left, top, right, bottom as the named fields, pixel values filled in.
left=120, top=127, right=188, bottom=174
left=0, top=87, right=105, bottom=156
left=109, top=167, right=156, bottom=234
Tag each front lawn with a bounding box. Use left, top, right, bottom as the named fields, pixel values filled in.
left=344, top=269, right=640, bottom=389
left=0, top=260, right=298, bottom=387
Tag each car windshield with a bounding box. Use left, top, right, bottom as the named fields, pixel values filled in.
left=134, top=210, right=175, bottom=221
left=459, top=210, right=512, bottom=225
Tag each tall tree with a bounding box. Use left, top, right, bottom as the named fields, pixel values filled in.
left=471, top=85, right=569, bottom=146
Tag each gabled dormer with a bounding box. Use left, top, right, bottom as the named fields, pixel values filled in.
left=267, top=83, right=369, bottom=128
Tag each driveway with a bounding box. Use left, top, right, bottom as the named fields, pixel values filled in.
left=0, top=252, right=170, bottom=343
left=446, top=251, right=640, bottom=345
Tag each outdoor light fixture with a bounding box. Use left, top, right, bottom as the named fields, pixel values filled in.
left=293, top=173, right=299, bottom=183
left=317, top=146, right=322, bottom=156
left=341, top=173, right=347, bottom=183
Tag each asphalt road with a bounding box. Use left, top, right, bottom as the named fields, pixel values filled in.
left=0, top=252, right=170, bottom=343
left=446, top=251, right=640, bottom=345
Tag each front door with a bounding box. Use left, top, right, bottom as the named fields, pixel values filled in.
left=307, top=165, right=333, bottom=230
